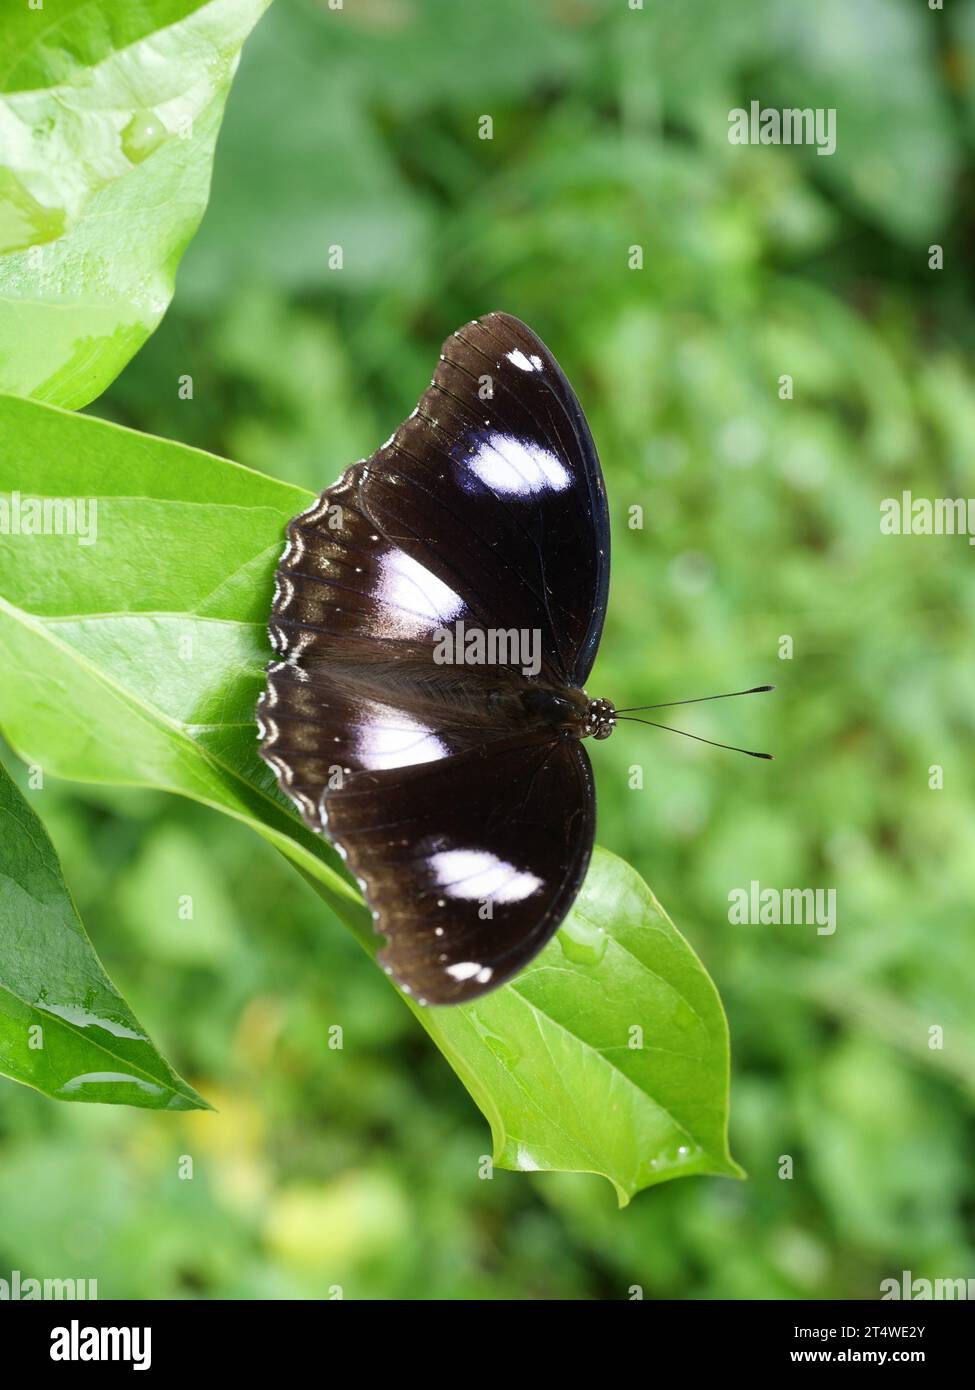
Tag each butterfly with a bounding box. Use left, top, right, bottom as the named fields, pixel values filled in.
left=257, top=312, right=770, bottom=1005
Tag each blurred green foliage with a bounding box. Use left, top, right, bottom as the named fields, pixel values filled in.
left=2, top=0, right=974, bottom=1298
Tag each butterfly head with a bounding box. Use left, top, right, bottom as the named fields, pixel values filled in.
left=585, top=697, right=617, bottom=741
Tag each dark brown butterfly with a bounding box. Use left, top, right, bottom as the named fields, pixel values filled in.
left=257, top=312, right=770, bottom=1005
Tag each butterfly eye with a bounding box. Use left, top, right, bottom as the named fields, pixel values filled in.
left=587, top=698, right=617, bottom=740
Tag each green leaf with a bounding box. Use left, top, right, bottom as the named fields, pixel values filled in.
left=0, top=756, right=209, bottom=1110
left=407, top=848, right=741, bottom=1203
left=0, top=394, right=739, bottom=1197
left=0, top=393, right=363, bottom=930
left=0, top=0, right=272, bottom=409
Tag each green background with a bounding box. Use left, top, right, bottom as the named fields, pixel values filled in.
left=2, top=0, right=974, bottom=1298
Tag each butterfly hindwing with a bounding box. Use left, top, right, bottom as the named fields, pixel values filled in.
left=325, top=733, right=595, bottom=1004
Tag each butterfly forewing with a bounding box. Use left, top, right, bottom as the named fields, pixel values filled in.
left=358, top=313, right=608, bottom=685
left=258, top=312, right=610, bottom=1002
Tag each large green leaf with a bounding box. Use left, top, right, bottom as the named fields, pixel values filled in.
left=414, top=847, right=741, bottom=1202
left=0, top=394, right=739, bottom=1198
left=0, top=0, right=271, bottom=408
left=0, top=756, right=209, bottom=1109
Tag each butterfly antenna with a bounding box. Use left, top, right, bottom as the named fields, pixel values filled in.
left=614, top=684, right=774, bottom=714
left=614, top=715, right=773, bottom=760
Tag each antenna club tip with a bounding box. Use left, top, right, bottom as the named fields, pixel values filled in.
left=753, top=685, right=775, bottom=693
left=753, top=752, right=774, bottom=760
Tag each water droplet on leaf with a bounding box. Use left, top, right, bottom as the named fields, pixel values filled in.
left=557, top=914, right=608, bottom=965
left=121, top=111, right=167, bottom=163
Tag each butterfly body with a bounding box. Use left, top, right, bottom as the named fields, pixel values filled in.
left=259, top=312, right=611, bottom=1004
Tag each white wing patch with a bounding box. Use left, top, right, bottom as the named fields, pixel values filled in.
left=377, top=549, right=465, bottom=632
left=429, top=848, right=543, bottom=902
left=506, top=348, right=544, bottom=372
left=356, top=710, right=449, bottom=770
left=465, top=433, right=570, bottom=496
left=446, top=961, right=494, bottom=985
